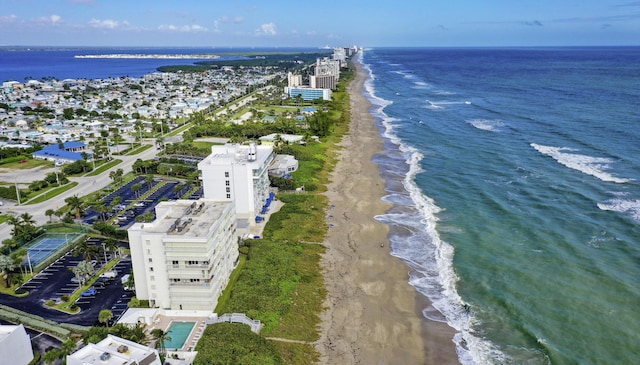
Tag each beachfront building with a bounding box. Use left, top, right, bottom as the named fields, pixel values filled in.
left=127, top=199, right=238, bottom=311
left=198, top=143, right=274, bottom=224
left=268, top=154, right=299, bottom=178
left=284, top=86, right=332, bottom=101
left=67, top=334, right=161, bottom=365
left=0, top=324, right=34, bottom=365
left=310, top=74, right=337, bottom=90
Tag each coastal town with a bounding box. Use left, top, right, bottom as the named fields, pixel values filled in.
left=0, top=46, right=375, bottom=365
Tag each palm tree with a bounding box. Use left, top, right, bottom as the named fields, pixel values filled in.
left=7, top=216, right=23, bottom=239
left=71, top=260, right=94, bottom=287
left=145, top=174, right=154, bottom=190
left=65, top=195, right=84, bottom=220
left=99, top=309, right=113, bottom=327
left=132, top=183, right=142, bottom=198
left=73, top=240, right=100, bottom=262
left=54, top=209, right=64, bottom=222
left=94, top=203, right=110, bottom=221
left=0, top=255, right=17, bottom=287
left=103, top=238, right=119, bottom=259
left=45, top=209, right=55, bottom=223
left=129, top=323, right=149, bottom=345
left=150, top=328, right=171, bottom=355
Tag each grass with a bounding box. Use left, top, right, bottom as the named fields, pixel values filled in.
left=214, top=254, right=247, bottom=313
left=204, top=63, right=354, bottom=365
left=86, top=159, right=122, bottom=176
left=0, top=158, right=50, bottom=169
left=24, top=182, right=78, bottom=205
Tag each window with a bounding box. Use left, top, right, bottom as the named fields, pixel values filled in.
left=172, top=260, right=179, bottom=265
left=148, top=258, right=152, bottom=263
left=149, top=267, right=154, bottom=272
left=225, top=180, right=230, bottom=186
left=224, top=171, right=229, bottom=177
left=226, top=194, right=231, bottom=199
left=226, top=187, right=230, bottom=192
left=187, top=260, right=198, bottom=265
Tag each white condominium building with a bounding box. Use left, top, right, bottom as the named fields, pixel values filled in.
left=0, top=324, right=33, bottom=365
left=198, top=143, right=274, bottom=224
left=127, top=199, right=238, bottom=311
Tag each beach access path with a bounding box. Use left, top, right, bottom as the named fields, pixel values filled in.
left=315, top=57, right=459, bottom=364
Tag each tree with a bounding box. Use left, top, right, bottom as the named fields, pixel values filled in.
left=0, top=255, right=17, bottom=287
left=99, top=309, right=113, bottom=327
left=94, top=202, right=110, bottom=221
left=132, top=183, right=142, bottom=198
left=104, top=238, right=119, bottom=259
left=42, top=348, right=63, bottom=364
left=150, top=328, right=171, bottom=355
left=145, top=174, right=154, bottom=190
left=71, top=260, right=94, bottom=287
left=45, top=209, right=55, bottom=223
left=73, top=240, right=100, bottom=262
left=65, top=195, right=84, bottom=220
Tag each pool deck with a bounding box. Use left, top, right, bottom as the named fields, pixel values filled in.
left=147, top=314, right=208, bottom=351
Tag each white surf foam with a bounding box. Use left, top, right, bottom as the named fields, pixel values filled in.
left=361, top=52, right=507, bottom=365
left=530, top=143, right=631, bottom=183
left=467, top=119, right=505, bottom=132
left=597, top=198, right=640, bottom=222
left=425, top=99, right=472, bottom=110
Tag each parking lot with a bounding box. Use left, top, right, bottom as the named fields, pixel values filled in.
left=83, top=177, right=194, bottom=228
left=0, top=238, right=133, bottom=326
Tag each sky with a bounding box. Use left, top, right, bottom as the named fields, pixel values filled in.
left=0, top=0, right=638, bottom=48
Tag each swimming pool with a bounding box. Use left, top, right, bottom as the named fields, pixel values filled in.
left=164, top=321, right=196, bottom=350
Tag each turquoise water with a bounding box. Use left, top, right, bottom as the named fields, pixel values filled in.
left=163, top=321, right=196, bottom=350
left=366, top=48, right=640, bottom=364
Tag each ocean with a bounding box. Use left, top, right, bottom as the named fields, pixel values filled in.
left=365, top=47, right=640, bottom=365
left=2, top=46, right=638, bottom=365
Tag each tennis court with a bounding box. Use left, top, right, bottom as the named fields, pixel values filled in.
left=25, top=233, right=82, bottom=267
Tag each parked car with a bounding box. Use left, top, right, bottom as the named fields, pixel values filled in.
left=81, top=288, right=96, bottom=297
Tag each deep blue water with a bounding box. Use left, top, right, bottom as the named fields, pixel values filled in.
left=0, top=46, right=317, bottom=82
left=365, top=47, right=640, bottom=365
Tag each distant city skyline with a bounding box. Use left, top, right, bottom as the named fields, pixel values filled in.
left=1, top=0, right=638, bottom=47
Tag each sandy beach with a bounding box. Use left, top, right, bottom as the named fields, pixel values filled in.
left=316, top=56, right=459, bottom=364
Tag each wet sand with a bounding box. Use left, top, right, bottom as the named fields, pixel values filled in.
left=316, top=56, right=459, bottom=364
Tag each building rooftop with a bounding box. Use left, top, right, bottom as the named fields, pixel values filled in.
left=198, top=143, right=273, bottom=167
left=67, top=335, right=159, bottom=365
left=131, top=199, right=232, bottom=237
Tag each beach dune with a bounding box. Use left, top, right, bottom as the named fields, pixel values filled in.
left=316, top=56, right=459, bottom=364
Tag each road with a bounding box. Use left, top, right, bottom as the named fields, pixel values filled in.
left=0, top=142, right=160, bottom=241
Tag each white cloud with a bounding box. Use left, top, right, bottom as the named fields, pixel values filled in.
left=34, top=14, right=63, bottom=25
left=89, top=18, right=121, bottom=29
left=158, top=24, right=208, bottom=32
left=0, top=14, right=18, bottom=24
left=255, top=22, right=277, bottom=36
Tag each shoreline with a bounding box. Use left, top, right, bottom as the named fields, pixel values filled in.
left=316, top=55, right=459, bottom=364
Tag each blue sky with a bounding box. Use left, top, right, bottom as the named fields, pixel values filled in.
left=1, top=0, right=638, bottom=47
